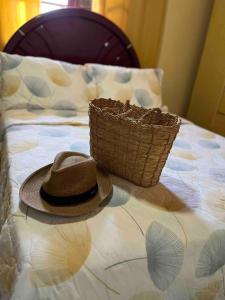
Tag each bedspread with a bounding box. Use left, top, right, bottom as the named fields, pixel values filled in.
left=0, top=109, right=225, bottom=300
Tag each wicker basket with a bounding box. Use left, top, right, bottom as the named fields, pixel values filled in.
left=89, top=98, right=181, bottom=187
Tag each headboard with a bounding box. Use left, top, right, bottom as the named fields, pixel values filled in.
left=3, top=8, right=140, bottom=68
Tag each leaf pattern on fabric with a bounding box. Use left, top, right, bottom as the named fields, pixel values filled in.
left=47, top=67, right=72, bottom=86
left=173, top=139, right=192, bottom=150
left=2, top=74, right=20, bottom=97
left=82, top=69, right=93, bottom=84
left=107, top=186, right=130, bottom=207
left=199, top=131, right=215, bottom=140
left=164, top=280, right=195, bottom=300
left=30, top=222, right=91, bottom=287
left=70, top=140, right=90, bottom=154
left=171, top=149, right=199, bottom=160
left=165, top=158, right=196, bottom=172
left=60, top=61, right=77, bottom=73
left=198, top=140, right=220, bottom=149
left=52, top=100, right=77, bottom=111
left=209, top=168, right=225, bottom=183
left=148, top=76, right=161, bottom=96
left=38, top=128, right=69, bottom=137
left=146, top=222, right=184, bottom=291
left=134, top=89, right=153, bottom=107
left=114, top=70, right=132, bottom=83
left=195, top=281, right=221, bottom=300
left=2, top=54, right=22, bottom=70
left=27, top=103, right=45, bottom=111
left=116, top=87, right=132, bottom=102
left=154, top=69, right=163, bottom=82
left=196, top=230, right=225, bottom=277
left=91, top=65, right=106, bottom=83
left=23, top=76, right=51, bottom=97
left=130, top=291, right=162, bottom=300
left=9, top=141, right=38, bottom=154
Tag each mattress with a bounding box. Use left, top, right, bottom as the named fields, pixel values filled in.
left=0, top=109, right=225, bottom=300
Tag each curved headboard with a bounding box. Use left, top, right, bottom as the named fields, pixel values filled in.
left=3, top=8, right=140, bottom=68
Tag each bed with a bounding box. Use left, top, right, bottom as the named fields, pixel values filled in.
left=1, top=8, right=225, bottom=300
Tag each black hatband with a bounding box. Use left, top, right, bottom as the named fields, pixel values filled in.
left=40, top=184, right=98, bottom=206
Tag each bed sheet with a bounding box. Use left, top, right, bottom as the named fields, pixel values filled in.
left=0, top=109, right=225, bottom=300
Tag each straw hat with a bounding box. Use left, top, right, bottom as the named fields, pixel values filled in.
left=20, top=151, right=112, bottom=216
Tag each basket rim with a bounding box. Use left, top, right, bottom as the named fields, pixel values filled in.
left=89, top=98, right=181, bottom=130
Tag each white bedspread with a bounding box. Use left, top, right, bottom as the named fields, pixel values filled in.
left=0, top=109, right=225, bottom=300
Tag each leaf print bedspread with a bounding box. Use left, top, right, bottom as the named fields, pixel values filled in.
left=0, top=109, right=225, bottom=300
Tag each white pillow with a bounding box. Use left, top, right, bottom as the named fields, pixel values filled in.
left=0, top=52, right=96, bottom=111
left=85, top=63, right=164, bottom=109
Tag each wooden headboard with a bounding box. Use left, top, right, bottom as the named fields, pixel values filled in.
left=4, top=8, right=140, bottom=68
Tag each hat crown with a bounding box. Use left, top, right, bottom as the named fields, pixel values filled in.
left=42, top=152, right=97, bottom=197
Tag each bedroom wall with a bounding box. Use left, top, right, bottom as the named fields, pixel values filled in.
left=157, top=0, right=213, bottom=116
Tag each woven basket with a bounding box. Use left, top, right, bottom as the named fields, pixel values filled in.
left=89, top=98, right=181, bottom=187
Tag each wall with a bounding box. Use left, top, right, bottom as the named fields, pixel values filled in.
left=157, top=0, right=213, bottom=116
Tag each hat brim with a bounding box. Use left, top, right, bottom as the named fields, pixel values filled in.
left=20, top=164, right=112, bottom=217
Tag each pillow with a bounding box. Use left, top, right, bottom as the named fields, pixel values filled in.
left=0, top=52, right=96, bottom=111
left=85, top=63, right=164, bottom=109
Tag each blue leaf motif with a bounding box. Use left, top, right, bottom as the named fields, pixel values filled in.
left=24, top=76, right=51, bottom=97
left=173, top=140, right=191, bottom=150
left=39, top=129, right=69, bottom=137
left=52, top=100, right=77, bottom=111
left=2, top=54, right=22, bottom=70
left=27, top=103, right=44, bottom=111
left=107, top=186, right=130, bottom=207
left=82, top=69, right=93, bottom=84
left=198, top=140, right=220, bottom=149
left=146, top=222, right=184, bottom=291
left=114, top=70, right=132, bottom=83
left=209, top=168, right=225, bottom=183
left=196, top=230, right=225, bottom=277
left=61, top=62, right=77, bottom=73
left=134, top=89, right=152, bottom=107
left=165, top=158, right=196, bottom=172
left=154, top=69, right=163, bottom=82
left=91, top=65, right=106, bottom=83
left=70, top=140, right=90, bottom=154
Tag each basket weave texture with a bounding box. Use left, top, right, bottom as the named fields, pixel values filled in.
left=89, top=99, right=181, bottom=187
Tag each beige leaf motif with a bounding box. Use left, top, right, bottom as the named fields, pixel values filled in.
left=130, top=291, right=162, bottom=300
left=30, top=222, right=91, bottom=287
left=3, top=74, right=20, bottom=97
left=116, top=87, right=133, bottom=103
left=199, top=131, right=215, bottom=139
left=195, top=280, right=221, bottom=300
left=171, top=149, right=200, bottom=160
left=149, top=77, right=161, bottom=96
left=47, top=67, right=72, bottom=86
left=9, top=141, right=38, bottom=154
